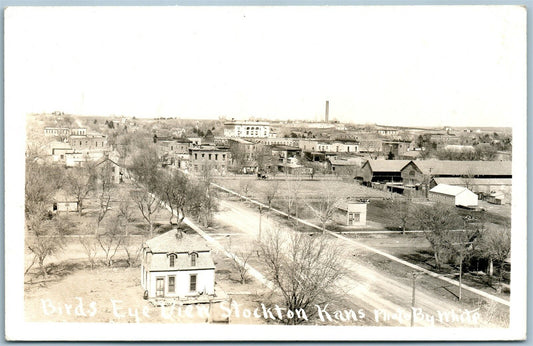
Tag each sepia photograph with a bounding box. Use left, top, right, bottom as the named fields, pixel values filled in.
left=4, top=5, right=527, bottom=341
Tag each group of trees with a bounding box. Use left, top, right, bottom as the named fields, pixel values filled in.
left=386, top=199, right=511, bottom=286
left=25, top=149, right=134, bottom=275
left=128, top=147, right=219, bottom=232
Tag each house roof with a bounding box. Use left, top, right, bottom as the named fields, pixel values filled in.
left=95, top=156, right=121, bottom=167
left=145, top=229, right=211, bottom=253
left=364, top=160, right=411, bottom=172
left=432, top=177, right=512, bottom=186
left=429, top=184, right=474, bottom=197
left=411, top=160, right=512, bottom=176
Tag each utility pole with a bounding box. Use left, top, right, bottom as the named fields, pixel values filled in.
left=258, top=204, right=263, bottom=241
left=410, top=271, right=424, bottom=327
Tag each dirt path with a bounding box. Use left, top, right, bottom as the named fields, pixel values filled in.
left=213, top=198, right=507, bottom=328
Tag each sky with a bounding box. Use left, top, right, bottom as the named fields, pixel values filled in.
left=5, top=6, right=526, bottom=127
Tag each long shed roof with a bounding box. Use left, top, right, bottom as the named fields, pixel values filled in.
left=412, top=160, right=512, bottom=176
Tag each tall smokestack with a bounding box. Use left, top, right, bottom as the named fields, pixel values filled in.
left=325, top=100, right=329, bottom=123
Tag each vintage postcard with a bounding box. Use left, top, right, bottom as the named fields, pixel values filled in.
left=4, top=5, right=527, bottom=341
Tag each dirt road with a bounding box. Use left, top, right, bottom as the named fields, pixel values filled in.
left=213, top=198, right=507, bottom=328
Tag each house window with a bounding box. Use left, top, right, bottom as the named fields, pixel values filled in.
left=202, top=153, right=205, bottom=158
left=169, top=254, right=176, bottom=267
left=168, top=276, right=175, bottom=293
left=208, top=154, right=212, bottom=160
left=189, top=274, right=197, bottom=292
left=194, top=153, right=198, bottom=160
left=215, top=154, right=218, bottom=160
left=222, top=154, right=226, bottom=160
left=190, top=253, right=198, bottom=266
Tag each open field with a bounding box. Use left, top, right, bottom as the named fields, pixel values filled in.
left=215, top=176, right=395, bottom=200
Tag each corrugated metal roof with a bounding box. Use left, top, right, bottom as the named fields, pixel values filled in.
left=145, top=230, right=211, bottom=253
left=413, top=160, right=512, bottom=176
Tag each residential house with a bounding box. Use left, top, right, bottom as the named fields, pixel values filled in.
left=141, top=230, right=215, bottom=299
left=95, top=157, right=126, bottom=184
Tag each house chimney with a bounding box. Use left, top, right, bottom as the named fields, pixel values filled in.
left=325, top=101, right=329, bottom=123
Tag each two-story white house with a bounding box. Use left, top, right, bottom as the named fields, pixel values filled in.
left=141, top=230, right=215, bottom=299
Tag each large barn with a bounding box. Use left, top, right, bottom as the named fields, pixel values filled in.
left=359, top=160, right=411, bottom=184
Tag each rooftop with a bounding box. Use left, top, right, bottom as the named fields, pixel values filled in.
left=412, top=160, right=512, bottom=176
left=429, top=184, right=474, bottom=196
left=364, top=159, right=411, bottom=172
left=145, top=229, right=211, bottom=254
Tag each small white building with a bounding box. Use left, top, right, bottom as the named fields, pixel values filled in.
left=141, top=230, right=215, bottom=299
left=335, top=201, right=367, bottom=226
left=429, top=184, right=478, bottom=208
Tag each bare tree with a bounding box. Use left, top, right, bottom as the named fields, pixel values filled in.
left=128, top=145, right=161, bottom=191
left=66, top=166, right=96, bottom=215
left=264, top=181, right=279, bottom=210
left=259, top=229, right=345, bottom=324
left=95, top=160, right=115, bottom=228
left=307, top=194, right=341, bottom=233
left=117, top=191, right=135, bottom=224
left=97, top=217, right=124, bottom=267
left=25, top=159, right=64, bottom=218
left=460, top=167, right=478, bottom=192
left=284, top=179, right=301, bottom=219
left=386, top=198, right=412, bottom=234
left=412, top=203, right=463, bottom=269
left=189, top=172, right=218, bottom=228
left=79, top=234, right=99, bottom=270
left=158, top=170, right=191, bottom=229
left=238, top=179, right=254, bottom=200
left=229, top=246, right=255, bottom=284
left=477, top=225, right=511, bottom=288
left=121, top=235, right=145, bottom=267
left=26, top=215, right=68, bottom=277
left=131, top=189, right=161, bottom=237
